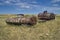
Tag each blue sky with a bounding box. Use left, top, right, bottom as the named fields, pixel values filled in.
left=0, top=0, right=60, bottom=14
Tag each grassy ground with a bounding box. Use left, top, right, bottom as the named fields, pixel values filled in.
left=0, top=15, right=60, bottom=40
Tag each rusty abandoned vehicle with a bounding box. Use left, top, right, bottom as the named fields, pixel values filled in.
left=6, top=16, right=37, bottom=25
left=38, top=11, right=55, bottom=20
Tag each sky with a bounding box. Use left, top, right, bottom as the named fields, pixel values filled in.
left=0, top=0, right=60, bottom=14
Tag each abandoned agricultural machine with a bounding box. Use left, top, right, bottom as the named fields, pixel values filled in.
left=6, top=15, right=37, bottom=25
left=17, top=14, right=24, bottom=18
left=38, top=11, right=55, bottom=20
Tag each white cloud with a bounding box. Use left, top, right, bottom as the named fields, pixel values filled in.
left=16, top=2, right=60, bottom=13
left=52, top=0, right=60, bottom=3
left=13, top=2, right=39, bottom=9
left=0, top=0, right=38, bottom=9
left=52, top=4, right=59, bottom=6
left=0, top=0, right=60, bottom=14
left=6, top=0, right=20, bottom=2
left=31, top=1, right=37, bottom=4
left=0, top=3, right=3, bottom=5
left=13, top=3, right=31, bottom=9
left=4, top=1, right=10, bottom=4
left=41, top=6, right=60, bottom=13
left=20, top=4, right=30, bottom=8
left=51, top=0, right=60, bottom=7
left=1, top=0, right=21, bottom=4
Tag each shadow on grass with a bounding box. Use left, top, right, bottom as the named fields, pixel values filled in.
left=6, top=22, right=35, bottom=27
left=38, top=19, right=55, bottom=23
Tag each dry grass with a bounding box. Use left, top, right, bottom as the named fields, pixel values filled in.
left=0, top=15, right=60, bottom=40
